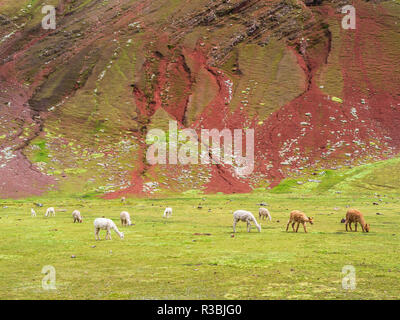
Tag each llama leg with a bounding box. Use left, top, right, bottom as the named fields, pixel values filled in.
left=292, top=222, right=296, bottom=232
left=344, top=219, right=350, bottom=231
left=296, top=222, right=300, bottom=233
left=286, top=220, right=291, bottom=232
left=247, top=221, right=251, bottom=232
left=303, top=222, right=307, bottom=233
left=95, top=228, right=99, bottom=240
left=349, top=222, right=353, bottom=231
left=354, top=222, right=358, bottom=232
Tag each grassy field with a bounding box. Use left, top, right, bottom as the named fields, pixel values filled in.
left=1, top=191, right=400, bottom=300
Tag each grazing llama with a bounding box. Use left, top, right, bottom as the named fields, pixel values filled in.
left=286, top=210, right=314, bottom=233
left=233, top=210, right=261, bottom=233
left=45, top=207, right=55, bottom=217
left=344, top=209, right=370, bottom=232
left=163, top=207, right=172, bottom=219
left=259, top=207, right=272, bottom=221
left=94, top=218, right=124, bottom=240
left=72, top=210, right=83, bottom=223
left=120, top=211, right=132, bottom=226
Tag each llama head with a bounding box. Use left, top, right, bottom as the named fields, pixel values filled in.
left=308, top=217, right=314, bottom=225
left=79, top=217, right=83, bottom=223
left=120, top=232, right=125, bottom=239
left=364, top=223, right=370, bottom=232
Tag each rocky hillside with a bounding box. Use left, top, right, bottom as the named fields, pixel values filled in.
left=0, top=0, right=399, bottom=198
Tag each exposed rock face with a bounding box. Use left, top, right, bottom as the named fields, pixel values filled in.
left=0, top=0, right=399, bottom=198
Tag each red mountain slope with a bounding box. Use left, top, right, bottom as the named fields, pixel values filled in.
left=0, top=0, right=399, bottom=198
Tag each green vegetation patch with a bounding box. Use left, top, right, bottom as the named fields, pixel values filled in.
left=32, top=139, right=49, bottom=163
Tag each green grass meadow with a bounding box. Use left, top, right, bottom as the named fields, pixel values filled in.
left=1, top=192, right=400, bottom=300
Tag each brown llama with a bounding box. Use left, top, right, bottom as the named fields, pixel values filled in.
left=286, top=210, right=314, bottom=233
left=345, top=209, right=370, bottom=232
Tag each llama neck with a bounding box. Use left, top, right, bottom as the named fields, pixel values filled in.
left=112, top=225, right=122, bottom=236
left=359, top=216, right=366, bottom=227
left=252, top=218, right=260, bottom=228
